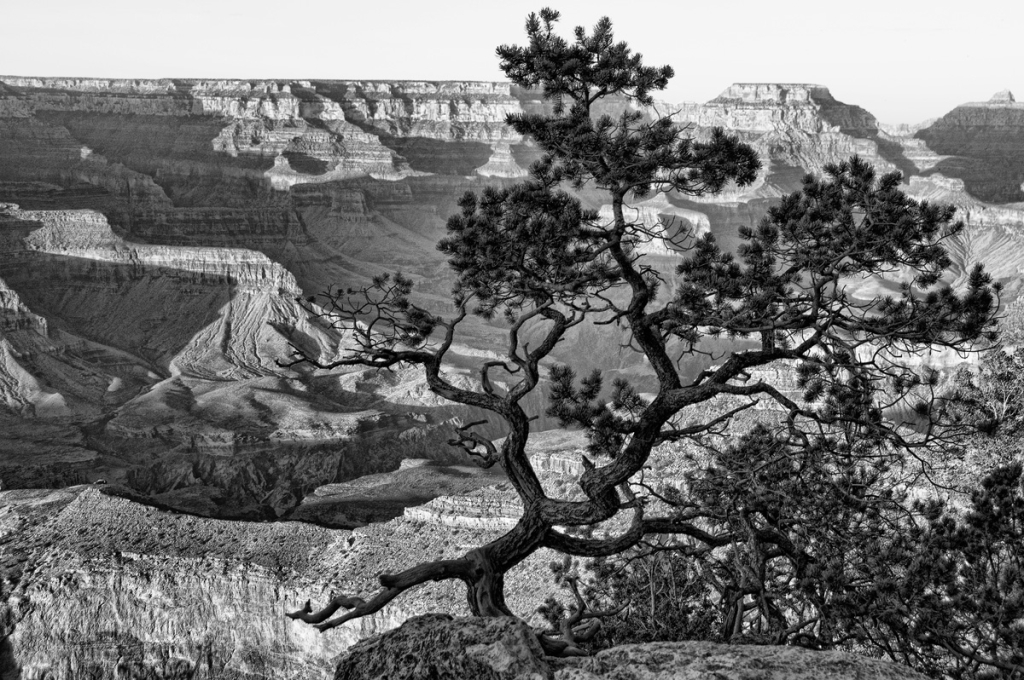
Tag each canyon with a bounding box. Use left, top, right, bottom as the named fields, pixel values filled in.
left=1, top=76, right=1023, bottom=677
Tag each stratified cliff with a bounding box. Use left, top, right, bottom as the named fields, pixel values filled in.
left=0, top=470, right=567, bottom=679
left=0, top=203, right=302, bottom=368
left=0, top=77, right=533, bottom=191
left=670, top=83, right=918, bottom=199
left=0, top=486, right=383, bottom=679
left=917, top=90, right=1024, bottom=203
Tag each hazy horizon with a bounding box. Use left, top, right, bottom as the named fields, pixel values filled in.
left=3, top=0, right=1020, bottom=125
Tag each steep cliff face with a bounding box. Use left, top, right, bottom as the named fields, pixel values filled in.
left=5, top=77, right=1017, bottom=213
left=0, top=204, right=170, bottom=425
left=0, top=480, right=562, bottom=680
left=0, top=283, right=84, bottom=421
left=316, top=80, right=522, bottom=142
left=3, top=76, right=1000, bottom=310
left=917, top=90, right=1024, bottom=202
left=0, top=487, right=372, bottom=680
left=0, top=203, right=302, bottom=370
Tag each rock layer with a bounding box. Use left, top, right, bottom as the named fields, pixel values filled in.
left=0, top=77, right=534, bottom=185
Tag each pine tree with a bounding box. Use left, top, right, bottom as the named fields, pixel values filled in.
left=285, top=8, right=1000, bottom=656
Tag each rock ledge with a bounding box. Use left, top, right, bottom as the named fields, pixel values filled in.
left=334, top=614, right=929, bottom=680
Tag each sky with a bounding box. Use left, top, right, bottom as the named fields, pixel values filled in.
left=2, top=0, right=1020, bottom=125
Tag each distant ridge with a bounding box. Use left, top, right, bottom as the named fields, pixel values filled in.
left=960, top=89, right=1024, bottom=109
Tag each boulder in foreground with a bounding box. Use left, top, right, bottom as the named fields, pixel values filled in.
left=334, top=613, right=551, bottom=680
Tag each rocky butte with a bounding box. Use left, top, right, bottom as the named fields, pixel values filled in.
left=0, top=75, right=1022, bottom=677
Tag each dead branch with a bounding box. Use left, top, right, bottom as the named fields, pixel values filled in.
left=448, top=419, right=500, bottom=468
left=288, top=558, right=470, bottom=632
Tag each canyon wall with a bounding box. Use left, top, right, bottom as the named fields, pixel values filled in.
left=2, top=75, right=1024, bottom=677
left=0, top=77, right=534, bottom=187
left=917, top=90, right=1024, bottom=203
left=0, top=476, right=565, bottom=679
left=4, top=74, right=1021, bottom=508
left=671, top=83, right=918, bottom=199
left=0, top=199, right=502, bottom=521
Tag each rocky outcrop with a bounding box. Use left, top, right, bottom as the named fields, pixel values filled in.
left=955, top=90, right=1023, bottom=110
left=990, top=90, right=1016, bottom=105
left=0, top=206, right=165, bottom=420
left=332, top=613, right=929, bottom=680
left=675, top=83, right=859, bottom=134
left=0, top=78, right=522, bottom=134
left=0, top=274, right=54, bottom=414
left=671, top=83, right=917, bottom=200
left=0, top=204, right=308, bottom=375
left=558, top=641, right=930, bottom=679
left=215, top=117, right=422, bottom=189
left=0, top=275, right=45, bottom=336
left=333, top=613, right=552, bottom=680
left=476, top=142, right=530, bottom=178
